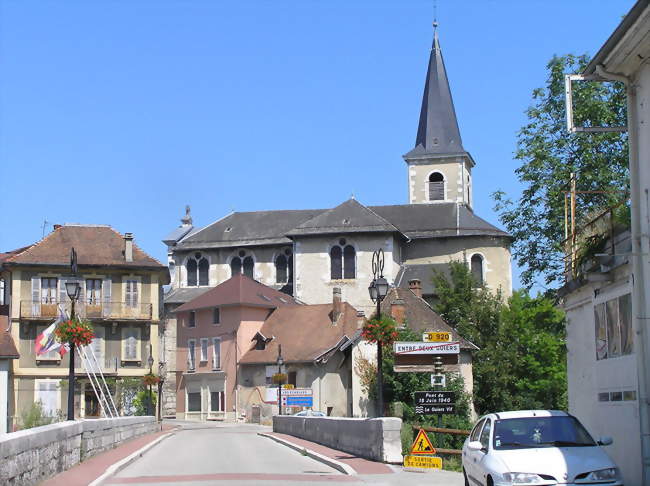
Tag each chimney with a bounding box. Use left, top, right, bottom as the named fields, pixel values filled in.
left=332, top=287, right=342, bottom=324
left=53, top=224, right=62, bottom=230
left=124, top=233, right=134, bottom=262
left=356, top=310, right=365, bottom=329
left=408, top=279, right=422, bottom=298
left=391, top=298, right=405, bottom=324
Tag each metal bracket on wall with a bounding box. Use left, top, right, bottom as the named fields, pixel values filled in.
left=565, top=74, right=628, bottom=133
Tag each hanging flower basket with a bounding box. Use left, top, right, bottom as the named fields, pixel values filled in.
left=362, top=315, right=399, bottom=345
left=271, top=373, right=287, bottom=385
left=143, top=373, right=161, bottom=386
left=55, top=318, right=95, bottom=347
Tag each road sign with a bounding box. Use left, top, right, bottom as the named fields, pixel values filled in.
left=415, top=404, right=455, bottom=415
left=394, top=342, right=460, bottom=355
left=431, top=374, right=446, bottom=387
left=265, top=387, right=313, bottom=403
left=423, top=331, right=452, bottom=342
left=284, top=396, right=313, bottom=408
left=415, top=391, right=455, bottom=405
left=410, top=429, right=436, bottom=455
left=403, top=455, right=442, bottom=469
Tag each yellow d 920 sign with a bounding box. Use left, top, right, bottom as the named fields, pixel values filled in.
left=423, top=332, right=452, bottom=342
left=403, top=455, right=442, bottom=469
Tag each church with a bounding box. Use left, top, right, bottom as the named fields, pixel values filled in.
left=159, top=28, right=512, bottom=418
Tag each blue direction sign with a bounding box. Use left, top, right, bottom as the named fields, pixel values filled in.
left=285, top=396, right=313, bottom=407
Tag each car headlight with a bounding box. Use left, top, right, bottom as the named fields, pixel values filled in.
left=577, top=467, right=619, bottom=482
left=502, top=472, right=546, bottom=484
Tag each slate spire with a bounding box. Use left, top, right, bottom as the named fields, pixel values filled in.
left=405, top=27, right=465, bottom=157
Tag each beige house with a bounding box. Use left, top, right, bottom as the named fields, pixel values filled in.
left=0, top=224, right=168, bottom=425
left=160, top=27, right=511, bottom=417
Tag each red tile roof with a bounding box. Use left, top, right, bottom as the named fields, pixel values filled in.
left=0, top=317, right=19, bottom=359
left=239, top=301, right=361, bottom=364
left=2, top=225, right=166, bottom=270
left=175, top=274, right=300, bottom=312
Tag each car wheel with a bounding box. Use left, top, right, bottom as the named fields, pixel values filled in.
left=462, top=468, right=469, bottom=486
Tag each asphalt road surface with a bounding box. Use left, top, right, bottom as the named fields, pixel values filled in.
left=103, top=421, right=464, bottom=486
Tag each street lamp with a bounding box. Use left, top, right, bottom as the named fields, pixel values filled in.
left=368, top=249, right=389, bottom=417
left=157, top=360, right=166, bottom=426
left=277, top=345, right=284, bottom=416
left=65, top=276, right=81, bottom=421
left=147, top=345, right=154, bottom=417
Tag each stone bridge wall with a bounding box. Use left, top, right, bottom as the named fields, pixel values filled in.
left=0, top=416, right=157, bottom=486
left=273, top=416, right=402, bottom=463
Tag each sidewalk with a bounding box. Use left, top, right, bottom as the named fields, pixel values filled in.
left=264, top=432, right=394, bottom=475
left=40, top=424, right=175, bottom=486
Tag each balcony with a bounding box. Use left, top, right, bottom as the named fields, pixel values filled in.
left=21, top=300, right=153, bottom=321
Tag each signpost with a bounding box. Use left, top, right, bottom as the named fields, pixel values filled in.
left=403, top=429, right=442, bottom=470
left=431, top=373, right=445, bottom=387
left=394, top=341, right=460, bottom=355
left=415, top=391, right=456, bottom=415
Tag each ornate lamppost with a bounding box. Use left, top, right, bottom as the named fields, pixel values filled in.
left=65, top=248, right=81, bottom=421
left=368, top=249, right=389, bottom=417
left=157, top=360, right=166, bottom=425
left=277, top=345, right=284, bottom=416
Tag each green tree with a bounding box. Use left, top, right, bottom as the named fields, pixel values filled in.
left=493, top=54, right=628, bottom=290
left=433, top=262, right=567, bottom=415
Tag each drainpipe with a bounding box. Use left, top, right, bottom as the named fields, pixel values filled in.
left=597, top=64, right=650, bottom=483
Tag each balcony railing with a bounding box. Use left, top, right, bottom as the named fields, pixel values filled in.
left=21, top=300, right=152, bottom=320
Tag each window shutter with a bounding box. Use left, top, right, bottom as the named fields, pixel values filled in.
left=133, top=281, right=139, bottom=306
left=58, top=278, right=68, bottom=305
left=92, top=326, right=104, bottom=364
left=102, top=278, right=112, bottom=317
left=31, top=277, right=41, bottom=317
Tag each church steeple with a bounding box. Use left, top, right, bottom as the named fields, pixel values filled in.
left=405, top=27, right=465, bottom=157
left=403, top=27, right=475, bottom=207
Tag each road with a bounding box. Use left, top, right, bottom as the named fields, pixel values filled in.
left=102, top=421, right=463, bottom=486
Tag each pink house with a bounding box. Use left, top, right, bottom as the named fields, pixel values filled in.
left=174, top=274, right=298, bottom=421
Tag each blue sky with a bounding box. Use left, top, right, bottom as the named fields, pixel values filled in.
left=0, top=0, right=635, bottom=289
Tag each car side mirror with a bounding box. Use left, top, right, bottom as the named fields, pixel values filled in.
left=467, top=440, right=484, bottom=451
left=598, top=436, right=613, bottom=446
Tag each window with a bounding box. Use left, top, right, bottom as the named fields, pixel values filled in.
left=275, top=254, right=288, bottom=283
left=186, top=253, right=209, bottom=287
left=41, top=277, right=57, bottom=304
left=187, top=392, right=201, bottom=412
left=188, top=311, right=196, bottom=328
left=231, top=251, right=255, bottom=279
left=428, top=172, right=445, bottom=201
left=330, top=239, right=355, bottom=279
left=122, top=327, right=141, bottom=361
left=210, top=391, right=225, bottom=412
left=212, top=307, right=220, bottom=325
left=188, top=340, right=196, bottom=370
left=265, top=365, right=283, bottom=385
left=479, top=419, right=491, bottom=449
left=470, top=419, right=485, bottom=442
left=125, top=280, right=138, bottom=307
left=200, top=338, right=208, bottom=362
left=288, top=371, right=297, bottom=387
left=212, top=338, right=221, bottom=369
left=595, top=293, right=633, bottom=360
left=86, top=279, right=102, bottom=305
left=255, top=337, right=266, bottom=350
left=470, top=254, right=483, bottom=285
left=35, top=380, right=59, bottom=416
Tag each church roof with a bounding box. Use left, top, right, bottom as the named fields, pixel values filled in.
left=286, top=198, right=402, bottom=237
left=404, top=29, right=467, bottom=160
left=170, top=201, right=508, bottom=250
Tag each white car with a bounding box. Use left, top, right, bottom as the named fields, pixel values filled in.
left=462, top=410, right=622, bottom=486
left=293, top=410, right=326, bottom=417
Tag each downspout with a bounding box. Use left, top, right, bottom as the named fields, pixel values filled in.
left=597, top=64, right=650, bottom=482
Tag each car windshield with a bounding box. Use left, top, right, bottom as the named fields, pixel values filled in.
left=493, top=416, right=597, bottom=449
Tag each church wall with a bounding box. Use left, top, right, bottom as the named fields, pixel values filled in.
left=408, top=157, right=472, bottom=205
left=293, top=234, right=399, bottom=317
left=402, top=236, right=512, bottom=296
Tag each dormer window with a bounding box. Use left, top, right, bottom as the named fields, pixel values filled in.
left=187, top=253, right=209, bottom=286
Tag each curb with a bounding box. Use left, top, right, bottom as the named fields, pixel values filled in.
left=88, top=431, right=175, bottom=486
left=258, top=432, right=357, bottom=476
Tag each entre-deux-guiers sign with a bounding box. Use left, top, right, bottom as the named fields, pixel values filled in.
left=422, top=331, right=452, bottom=342
left=394, top=341, right=460, bottom=355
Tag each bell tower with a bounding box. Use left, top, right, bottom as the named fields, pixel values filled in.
left=403, top=27, right=475, bottom=208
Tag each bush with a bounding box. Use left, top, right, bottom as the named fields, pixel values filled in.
left=133, top=390, right=157, bottom=416
left=20, top=401, right=61, bottom=429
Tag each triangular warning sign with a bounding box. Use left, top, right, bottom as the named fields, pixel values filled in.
left=411, top=429, right=436, bottom=455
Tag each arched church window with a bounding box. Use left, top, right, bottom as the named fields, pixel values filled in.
left=428, top=172, right=445, bottom=201
left=275, top=249, right=294, bottom=284
left=231, top=250, right=255, bottom=279
left=471, top=254, right=484, bottom=285
left=330, top=239, right=356, bottom=280
left=187, top=253, right=209, bottom=287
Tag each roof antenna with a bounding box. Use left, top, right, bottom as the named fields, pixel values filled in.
left=41, top=219, right=51, bottom=238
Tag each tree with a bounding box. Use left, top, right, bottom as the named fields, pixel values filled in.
left=433, top=262, right=567, bottom=415
left=493, top=54, right=628, bottom=290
